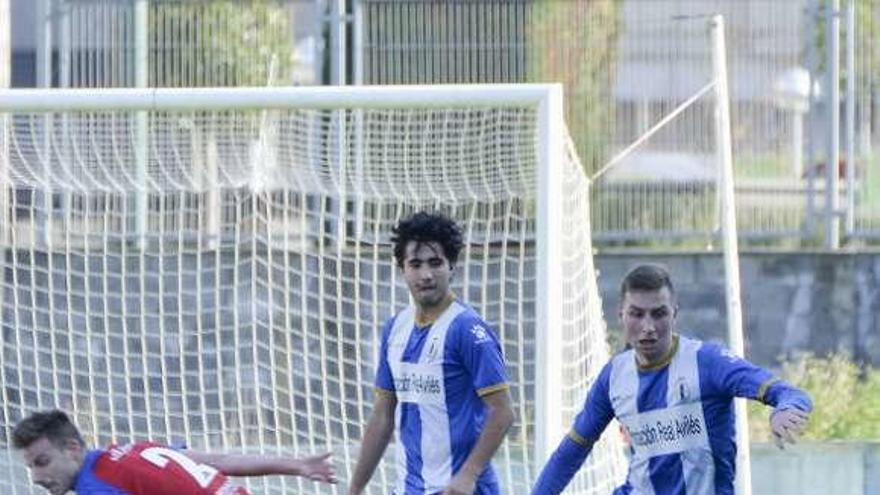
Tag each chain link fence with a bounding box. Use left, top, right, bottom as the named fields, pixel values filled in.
left=7, top=0, right=880, bottom=246
left=360, top=0, right=880, bottom=247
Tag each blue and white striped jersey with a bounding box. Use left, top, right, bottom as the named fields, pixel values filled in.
left=532, top=334, right=813, bottom=495
left=375, top=299, right=509, bottom=495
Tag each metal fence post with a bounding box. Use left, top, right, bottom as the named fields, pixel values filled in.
left=0, top=0, right=8, bottom=247
left=844, top=0, right=856, bottom=236
left=826, top=0, right=841, bottom=249
left=134, top=0, right=148, bottom=248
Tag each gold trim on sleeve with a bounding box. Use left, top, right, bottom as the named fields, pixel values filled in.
left=476, top=383, right=510, bottom=397
left=567, top=429, right=594, bottom=447
left=757, top=377, right=781, bottom=402
left=374, top=387, right=396, bottom=398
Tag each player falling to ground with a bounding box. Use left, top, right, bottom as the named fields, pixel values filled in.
left=531, top=263, right=813, bottom=495
left=347, top=211, right=516, bottom=495
left=13, top=409, right=337, bottom=495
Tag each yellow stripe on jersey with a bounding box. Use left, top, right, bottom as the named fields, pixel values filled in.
left=567, top=429, right=595, bottom=447
left=374, top=387, right=396, bottom=398
left=757, top=377, right=781, bottom=403
left=477, top=382, right=509, bottom=397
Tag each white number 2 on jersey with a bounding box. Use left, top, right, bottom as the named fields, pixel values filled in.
left=140, top=446, right=219, bottom=488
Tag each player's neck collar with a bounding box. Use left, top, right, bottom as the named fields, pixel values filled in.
left=415, top=292, right=456, bottom=327
left=636, top=333, right=680, bottom=371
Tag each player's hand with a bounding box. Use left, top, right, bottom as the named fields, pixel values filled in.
left=769, top=408, right=809, bottom=449
left=296, top=452, right=338, bottom=483
left=442, top=471, right=476, bottom=494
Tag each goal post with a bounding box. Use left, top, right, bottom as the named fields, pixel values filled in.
left=710, top=15, right=752, bottom=495
left=534, top=83, right=566, bottom=467
left=0, top=84, right=626, bottom=494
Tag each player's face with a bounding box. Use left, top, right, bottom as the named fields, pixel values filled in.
left=21, top=436, right=83, bottom=495
left=620, top=287, right=677, bottom=367
left=402, top=241, right=454, bottom=311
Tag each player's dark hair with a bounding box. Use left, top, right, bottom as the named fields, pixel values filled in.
left=12, top=410, right=85, bottom=450
left=391, top=211, right=464, bottom=268
left=620, top=263, right=676, bottom=300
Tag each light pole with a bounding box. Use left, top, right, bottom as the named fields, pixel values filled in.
left=773, top=67, right=811, bottom=178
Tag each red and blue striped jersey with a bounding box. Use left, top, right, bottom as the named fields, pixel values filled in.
left=74, top=442, right=250, bottom=495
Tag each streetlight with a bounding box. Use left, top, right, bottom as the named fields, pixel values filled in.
left=773, top=67, right=812, bottom=177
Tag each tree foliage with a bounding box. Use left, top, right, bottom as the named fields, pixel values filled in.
left=527, top=0, right=620, bottom=175
left=811, top=0, right=880, bottom=91
left=149, top=0, right=296, bottom=87
left=748, top=354, right=880, bottom=441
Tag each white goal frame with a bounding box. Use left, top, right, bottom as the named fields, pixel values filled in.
left=0, top=83, right=616, bottom=493
left=0, top=82, right=568, bottom=454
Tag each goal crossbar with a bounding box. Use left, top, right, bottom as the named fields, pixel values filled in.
left=0, top=84, right=560, bottom=113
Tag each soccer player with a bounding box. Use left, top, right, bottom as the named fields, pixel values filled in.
left=347, top=211, right=516, bottom=495
left=531, top=263, right=813, bottom=495
left=13, top=409, right=338, bottom=495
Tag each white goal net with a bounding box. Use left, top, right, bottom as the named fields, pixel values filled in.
left=0, top=85, right=626, bottom=494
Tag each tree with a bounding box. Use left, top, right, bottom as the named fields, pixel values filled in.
left=149, top=0, right=296, bottom=87
left=526, top=0, right=620, bottom=175
left=811, top=0, right=879, bottom=95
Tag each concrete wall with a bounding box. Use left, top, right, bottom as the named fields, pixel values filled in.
left=595, top=251, right=880, bottom=368
left=751, top=442, right=880, bottom=495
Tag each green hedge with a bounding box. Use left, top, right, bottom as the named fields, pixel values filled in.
left=748, top=354, right=880, bottom=441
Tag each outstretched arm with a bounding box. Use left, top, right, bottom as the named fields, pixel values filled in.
left=530, top=435, right=595, bottom=495
left=760, top=377, right=812, bottom=413
left=347, top=391, right=397, bottom=495
left=186, top=450, right=337, bottom=483
left=531, top=362, right=615, bottom=495
left=706, top=345, right=813, bottom=448
left=443, top=388, right=515, bottom=495
left=707, top=344, right=813, bottom=412
left=763, top=375, right=812, bottom=448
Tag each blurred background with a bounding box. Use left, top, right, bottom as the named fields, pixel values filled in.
left=2, top=1, right=879, bottom=493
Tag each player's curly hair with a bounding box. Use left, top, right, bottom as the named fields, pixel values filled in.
left=12, top=409, right=85, bottom=450
left=391, top=211, right=464, bottom=268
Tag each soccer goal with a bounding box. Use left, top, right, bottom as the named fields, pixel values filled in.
left=0, top=84, right=626, bottom=494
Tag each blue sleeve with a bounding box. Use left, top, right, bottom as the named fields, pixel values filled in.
left=374, top=316, right=396, bottom=393
left=571, top=362, right=615, bottom=441
left=530, top=437, right=591, bottom=495
left=530, top=363, right=614, bottom=494
left=702, top=344, right=813, bottom=412
left=763, top=378, right=813, bottom=412
left=455, top=315, right=508, bottom=394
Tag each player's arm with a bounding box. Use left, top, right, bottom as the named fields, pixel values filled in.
left=185, top=451, right=337, bottom=483
left=444, top=387, right=515, bottom=495
left=347, top=390, right=397, bottom=495
left=348, top=317, right=398, bottom=495
left=760, top=373, right=812, bottom=448
left=531, top=437, right=594, bottom=495
left=444, top=319, right=515, bottom=494
left=706, top=344, right=813, bottom=447
left=530, top=363, right=615, bottom=495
